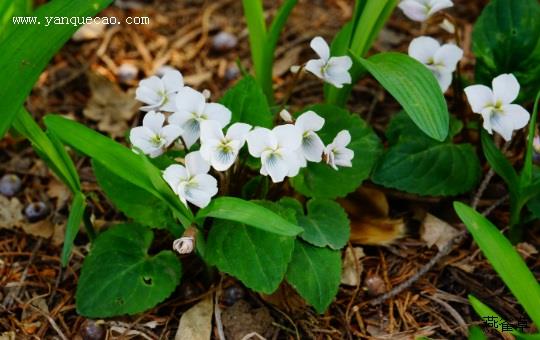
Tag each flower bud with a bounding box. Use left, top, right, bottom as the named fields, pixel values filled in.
left=202, top=89, right=211, bottom=100
left=290, top=65, right=301, bottom=74
left=279, top=109, right=293, bottom=123
left=173, top=226, right=198, bottom=254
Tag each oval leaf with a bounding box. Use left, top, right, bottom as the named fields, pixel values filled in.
left=76, top=224, right=181, bottom=317
left=357, top=52, right=449, bottom=141
left=290, top=104, right=382, bottom=199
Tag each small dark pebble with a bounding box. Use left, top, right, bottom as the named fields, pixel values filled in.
left=0, top=174, right=22, bottom=197
left=222, top=284, right=245, bottom=306
left=212, top=31, right=238, bottom=52
left=24, top=202, right=50, bottom=222
left=117, top=63, right=138, bottom=83
left=224, top=65, right=240, bottom=81
left=80, top=319, right=105, bottom=340
left=365, top=275, right=386, bottom=297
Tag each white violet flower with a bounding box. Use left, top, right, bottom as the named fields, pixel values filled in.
left=163, top=151, right=218, bottom=208
left=305, top=36, right=352, bottom=88
left=246, top=125, right=303, bottom=183
left=398, top=0, right=453, bottom=22
left=129, top=111, right=183, bottom=158
left=200, top=120, right=252, bottom=171
left=135, top=69, right=184, bottom=112
left=464, top=74, right=530, bottom=141
left=324, top=130, right=354, bottom=170
left=408, top=36, right=463, bottom=92
left=295, top=111, right=325, bottom=163
left=169, top=87, right=232, bottom=149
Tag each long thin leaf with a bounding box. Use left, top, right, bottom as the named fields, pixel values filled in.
left=481, top=130, right=519, bottom=190
left=0, top=0, right=113, bottom=138
left=61, top=191, right=86, bottom=266
left=12, top=109, right=80, bottom=192
left=521, top=90, right=540, bottom=184
left=197, top=197, right=304, bottom=237
left=455, top=202, right=540, bottom=327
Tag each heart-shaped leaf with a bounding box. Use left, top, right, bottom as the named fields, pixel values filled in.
left=76, top=224, right=181, bottom=317
left=286, top=240, right=341, bottom=313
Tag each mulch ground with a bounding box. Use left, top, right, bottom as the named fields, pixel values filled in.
left=1, top=0, right=539, bottom=339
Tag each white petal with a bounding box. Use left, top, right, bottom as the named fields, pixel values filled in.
left=492, top=73, right=520, bottom=105
left=185, top=151, right=210, bottom=175
left=305, top=59, right=326, bottom=80
left=408, top=36, right=440, bottom=64
left=490, top=113, right=514, bottom=141
left=479, top=108, right=494, bottom=135
left=226, top=123, right=252, bottom=144
left=399, top=1, right=429, bottom=21
left=335, top=147, right=354, bottom=167
left=200, top=120, right=224, bottom=143
left=302, top=132, right=325, bottom=162
left=163, top=164, right=188, bottom=194
left=284, top=151, right=303, bottom=177
left=433, top=44, right=463, bottom=73
left=464, top=85, right=494, bottom=113
left=428, top=0, right=453, bottom=16
left=161, top=124, right=183, bottom=146
left=261, top=151, right=289, bottom=183
left=168, top=111, right=191, bottom=127
left=435, top=70, right=453, bottom=92
left=327, top=56, right=353, bottom=71
left=333, top=130, right=351, bottom=148
left=142, top=111, right=165, bottom=134
left=185, top=174, right=218, bottom=208
left=274, top=124, right=302, bottom=151
left=175, top=87, right=206, bottom=115
left=162, top=70, right=184, bottom=93
left=181, top=119, right=201, bottom=149
left=130, top=126, right=157, bottom=155
left=324, top=69, right=351, bottom=88
left=246, top=128, right=274, bottom=157
left=503, top=104, right=530, bottom=130
left=160, top=99, right=177, bottom=113
left=296, top=111, right=325, bottom=132
left=135, top=76, right=163, bottom=105
left=203, top=103, right=232, bottom=127
left=310, top=36, right=330, bottom=61
left=210, top=147, right=238, bottom=171
left=199, top=139, right=219, bottom=162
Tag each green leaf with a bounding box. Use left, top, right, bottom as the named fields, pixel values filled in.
left=295, top=199, right=350, bottom=249
left=472, top=0, right=540, bottom=99
left=92, top=160, right=180, bottom=235
left=44, top=115, right=193, bottom=227
left=196, top=197, right=303, bottom=237
left=481, top=131, right=519, bottom=190
left=468, top=325, right=487, bottom=340
left=290, top=104, right=382, bottom=199
left=60, top=191, right=86, bottom=266
left=12, top=109, right=80, bottom=193
left=455, top=202, right=540, bottom=327
left=76, top=223, right=181, bottom=317
left=286, top=240, right=341, bottom=313
left=0, top=0, right=113, bottom=138
left=220, top=75, right=273, bottom=128
left=468, top=295, right=519, bottom=335
left=372, top=136, right=481, bottom=196
left=205, top=219, right=295, bottom=294
left=357, top=52, right=449, bottom=141
left=0, top=0, right=32, bottom=41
